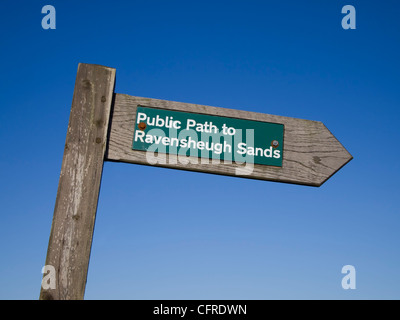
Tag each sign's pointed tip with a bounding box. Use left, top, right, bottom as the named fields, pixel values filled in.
left=316, top=148, right=353, bottom=187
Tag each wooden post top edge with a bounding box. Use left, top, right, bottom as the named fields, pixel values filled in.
left=77, top=62, right=117, bottom=73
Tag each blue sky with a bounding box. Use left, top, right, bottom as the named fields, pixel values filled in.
left=0, top=0, right=399, bottom=299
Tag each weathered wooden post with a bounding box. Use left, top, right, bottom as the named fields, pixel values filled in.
left=40, top=63, right=116, bottom=300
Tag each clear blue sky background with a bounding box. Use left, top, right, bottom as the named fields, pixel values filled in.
left=0, top=0, right=399, bottom=300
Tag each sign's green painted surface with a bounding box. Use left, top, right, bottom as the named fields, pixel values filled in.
left=132, top=106, right=284, bottom=166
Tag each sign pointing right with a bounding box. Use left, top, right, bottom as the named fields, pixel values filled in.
left=107, top=94, right=353, bottom=187
left=41, top=64, right=353, bottom=300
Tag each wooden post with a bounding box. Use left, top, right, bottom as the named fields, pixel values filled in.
left=40, top=63, right=116, bottom=300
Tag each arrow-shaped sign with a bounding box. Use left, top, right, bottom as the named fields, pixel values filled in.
left=106, top=94, right=352, bottom=186
left=41, top=63, right=353, bottom=300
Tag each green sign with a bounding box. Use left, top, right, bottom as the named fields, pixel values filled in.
left=132, top=106, right=284, bottom=166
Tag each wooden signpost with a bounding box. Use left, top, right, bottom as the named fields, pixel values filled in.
left=40, top=63, right=352, bottom=300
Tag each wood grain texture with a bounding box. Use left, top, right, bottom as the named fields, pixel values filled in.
left=40, top=64, right=116, bottom=300
left=106, top=94, right=352, bottom=187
